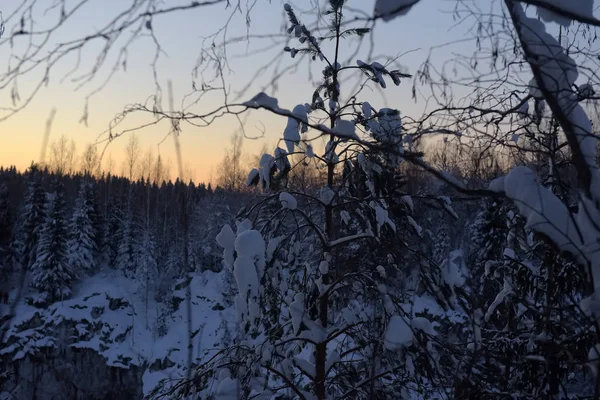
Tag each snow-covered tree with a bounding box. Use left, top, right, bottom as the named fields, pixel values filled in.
left=165, top=3, right=446, bottom=399
left=105, top=188, right=125, bottom=266
left=115, top=187, right=141, bottom=277
left=30, top=180, right=75, bottom=302
left=402, top=1, right=600, bottom=395
left=0, top=183, right=12, bottom=270
left=115, top=210, right=138, bottom=276
left=18, top=166, right=47, bottom=271
left=67, top=182, right=97, bottom=274
left=138, top=224, right=158, bottom=328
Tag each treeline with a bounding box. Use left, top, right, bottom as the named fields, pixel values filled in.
left=39, top=133, right=175, bottom=183
left=0, top=164, right=247, bottom=305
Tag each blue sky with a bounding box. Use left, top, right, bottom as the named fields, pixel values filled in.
left=0, top=0, right=489, bottom=183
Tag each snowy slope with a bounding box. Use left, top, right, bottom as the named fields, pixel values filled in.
left=0, top=269, right=236, bottom=398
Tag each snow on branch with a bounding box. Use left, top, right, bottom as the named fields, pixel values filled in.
left=489, top=167, right=586, bottom=264
left=495, top=1, right=600, bottom=319
left=506, top=0, right=600, bottom=202
left=374, top=0, right=421, bottom=21
left=520, top=0, right=599, bottom=27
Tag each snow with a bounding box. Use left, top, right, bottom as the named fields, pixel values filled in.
left=440, top=250, right=466, bottom=288
left=246, top=168, right=260, bottom=186
left=362, top=102, right=373, bottom=119
left=294, top=355, right=315, bottom=378
left=579, top=83, right=595, bottom=99
left=333, top=119, right=358, bottom=138
left=371, top=201, right=396, bottom=232
left=384, top=316, right=413, bottom=350
left=374, top=0, right=419, bottom=21
left=305, top=144, right=314, bottom=158
left=513, top=2, right=600, bottom=205
left=518, top=100, right=529, bottom=115
left=589, top=344, right=600, bottom=376
left=438, top=196, right=458, bottom=219
left=274, top=147, right=291, bottom=175
left=401, top=195, right=413, bottom=212
left=216, top=377, right=241, bottom=399
left=216, top=224, right=236, bottom=269
left=534, top=0, right=594, bottom=27
left=231, top=230, right=266, bottom=325
left=259, top=153, right=275, bottom=188
left=319, top=260, right=329, bottom=275
left=489, top=167, right=582, bottom=261
left=234, top=230, right=265, bottom=284
left=283, top=104, right=308, bottom=153
left=243, top=92, right=280, bottom=109
left=279, top=192, right=298, bottom=210
left=266, top=237, right=281, bottom=262
left=1, top=269, right=236, bottom=397
left=324, top=140, right=339, bottom=163
left=503, top=247, right=516, bottom=260
left=290, top=293, right=305, bottom=334
left=411, top=317, right=433, bottom=335
left=407, top=216, right=422, bottom=237
left=320, top=186, right=335, bottom=205
left=485, top=277, right=513, bottom=322
left=357, top=60, right=388, bottom=88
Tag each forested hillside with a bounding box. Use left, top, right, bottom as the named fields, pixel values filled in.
left=2, top=0, right=600, bottom=399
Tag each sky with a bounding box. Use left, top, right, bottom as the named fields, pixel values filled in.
left=0, top=0, right=491, bottom=184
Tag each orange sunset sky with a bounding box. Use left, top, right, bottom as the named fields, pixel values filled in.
left=0, top=0, right=469, bottom=184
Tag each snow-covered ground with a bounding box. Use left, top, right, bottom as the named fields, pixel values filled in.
left=0, top=268, right=236, bottom=397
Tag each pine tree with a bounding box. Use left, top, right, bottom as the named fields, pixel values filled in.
left=0, top=183, right=13, bottom=270
left=20, top=166, right=47, bottom=270
left=30, top=180, right=74, bottom=302
left=67, top=182, right=96, bottom=274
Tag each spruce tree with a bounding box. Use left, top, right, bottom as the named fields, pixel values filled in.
left=0, top=183, right=12, bottom=270
left=115, top=189, right=140, bottom=277
left=0, top=183, right=11, bottom=245
left=20, top=166, right=47, bottom=270
left=30, top=180, right=74, bottom=302
left=138, top=225, right=158, bottom=327
left=67, top=182, right=96, bottom=274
